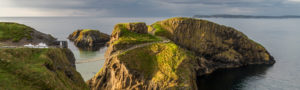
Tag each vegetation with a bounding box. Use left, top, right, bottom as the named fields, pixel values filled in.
left=118, top=42, right=195, bottom=87
left=0, top=48, right=88, bottom=90
left=151, top=23, right=173, bottom=39
left=151, top=17, right=272, bottom=62
left=0, top=22, right=33, bottom=42
left=112, top=23, right=162, bottom=45
left=75, top=29, right=95, bottom=41
left=69, top=29, right=109, bottom=42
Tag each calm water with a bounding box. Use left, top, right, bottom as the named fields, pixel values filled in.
left=0, top=17, right=299, bottom=90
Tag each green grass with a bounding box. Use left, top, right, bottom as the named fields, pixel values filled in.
left=152, top=23, right=172, bottom=38
left=112, top=23, right=162, bottom=45
left=0, top=22, right=33, bottom=42
left=0, top=48, right=88, bottom=90
left=117, top=42, right=194, bottom=86
left=74, top=29, right=99, bottom=42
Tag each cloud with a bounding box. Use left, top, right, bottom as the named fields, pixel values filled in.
left=287, top=0, right=300, bottom=2
left=0, top=0, right=300, bottom=17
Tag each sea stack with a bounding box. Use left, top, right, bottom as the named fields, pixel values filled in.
left=68, top=29, right=110, bottom=50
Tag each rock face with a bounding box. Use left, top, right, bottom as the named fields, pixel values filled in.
left=68, top=29, right=110, bottom=50
left=125, top=23, right=148, bottom=34
left=0, top=48, right=89, bottom=90
left=153, top=17, right=275, bottom=66
left=87, top=17, right=275, bottom=90
left=0, top=22, right=57, bottom=46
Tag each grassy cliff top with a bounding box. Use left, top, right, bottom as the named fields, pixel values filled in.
left=112, top=23, right=162, bottom=45
left=69, top=29, right=110, bottom=41
left=152, top=17, right=272, bottom=62
left=0, top=48, right=88, bottom=90
left=80, top=29, right=97, bottom=32
left=0, top=22, right=33, bottom=42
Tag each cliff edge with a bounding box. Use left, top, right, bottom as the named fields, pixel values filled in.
left=0, top=22, right=57, bottom=46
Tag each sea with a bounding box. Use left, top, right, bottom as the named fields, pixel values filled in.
left=1, top=17, right=299, bottom=90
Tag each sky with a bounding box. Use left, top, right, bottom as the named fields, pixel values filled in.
left=1, top=0, right=300, bottom=17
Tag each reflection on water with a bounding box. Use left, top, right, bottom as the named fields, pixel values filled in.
left=197, top=65, right=273, bottom=90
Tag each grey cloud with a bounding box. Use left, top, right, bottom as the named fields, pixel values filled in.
left=5, top=0, right=300, bottom=17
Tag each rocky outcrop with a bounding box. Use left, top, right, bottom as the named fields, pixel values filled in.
left=87, top=17, right=275, bottom=90
left=0, top=48, right=89, bottom=90
left=0, top=22, right=57, bottom=46
left=68, top=29, right=110, bottom=51
left=125, top=22, right=148, bottom=34
left=152, top=17, right=275, bottom=65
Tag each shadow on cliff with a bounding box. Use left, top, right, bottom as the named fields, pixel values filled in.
left=196, top=64, right=274, bottom=90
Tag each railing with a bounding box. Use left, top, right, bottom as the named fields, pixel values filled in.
left=0, top=41, right=68, bottom=49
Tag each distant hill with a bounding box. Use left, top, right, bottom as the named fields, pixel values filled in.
left=193, top=14, right=300, bottom=18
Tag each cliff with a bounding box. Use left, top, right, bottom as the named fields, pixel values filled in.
left=0, top=48, right=89, bottom=90
left=0, top=22, right=57, bottom=46
left=87, top=17, right=275, bottom=90
left=68, top=29, right=110, bottom=51
left=151, top=17, right=275, bottom=65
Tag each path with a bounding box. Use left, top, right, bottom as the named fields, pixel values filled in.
left=76, top=26, right=170, bottom=64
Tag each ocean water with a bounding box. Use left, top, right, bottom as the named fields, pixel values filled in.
left=0, top=17, right=299, bottom=90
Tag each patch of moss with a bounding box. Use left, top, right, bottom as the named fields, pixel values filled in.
left=117, top=42, right=194, bottom=86
left=112, top=23, right=162, bottom=45
left=0, top=48, right=88, bottom=90
left=0, top=22, right=33, bottom=42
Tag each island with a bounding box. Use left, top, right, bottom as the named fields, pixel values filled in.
left=87, top=17, right=275, bottom=90
left=68, top=29, right=110, bottom=51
